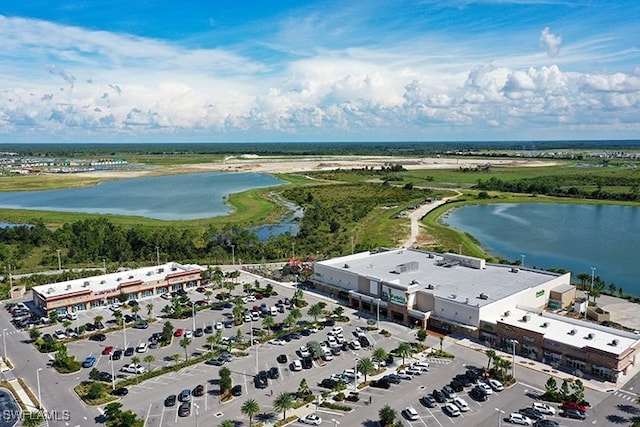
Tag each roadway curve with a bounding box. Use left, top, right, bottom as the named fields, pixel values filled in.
left=403, top=189, right=462, bottom=249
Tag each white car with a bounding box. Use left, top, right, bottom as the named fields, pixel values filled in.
left=402, top=406, right=420, bottom=421
left=349, top=340, right=361, bottom=350
left=268, top=338, right=285, bottom=346
left=54, top=329, right=67, bottom=340
left=323, top=351, right=334, bottom=361
left=331, top=326, right=344, bottom=335
left=396, top=370, right=413, bottom=380
left=66, top=312, right=77, bottom=320
left=452, top=397, right=469, bottom=412
left=487, top=378, right=504, bottom=391
left=308, top=327, right=319, bottom=333
left=532, top=402, right=556, bottom=415
left=443, top=403, right=461, bottom=417
left=413, top=361, right=430, bottom=370
left=136, top=342, right=148, bottom=353
left=109, top=303, right=121, bottom=311
left=291, top=360, right=303, bottom=371
left=479, top=382, right=494, bottom=394
left=121, top=363, right=146, bottom=374
left=508, top=413, right=532, bottom=426
left=299, top=414, right=322, bottom=425
left=298, top=346, right=310, bottom=357
left=342, top=368, right=362, bottom=380
left=160, top=293, right=171, bottom=300
left=215, top=322, right=223, bottom=330
left=184, top=330, right=193, bottom=339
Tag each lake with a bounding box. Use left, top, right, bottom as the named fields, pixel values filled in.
left=0, top=172, right=284, bottom=220
left=442, top=203, right=640, bottom=296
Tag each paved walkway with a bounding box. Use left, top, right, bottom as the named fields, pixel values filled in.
left=403, top=190, right=462, bottom=249
left=1, top=359, right=40, bottom=413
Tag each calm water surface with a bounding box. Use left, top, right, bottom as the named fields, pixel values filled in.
left=0, top=172, right=284, bottom=220
left=443, top=203, right=640, bottom=296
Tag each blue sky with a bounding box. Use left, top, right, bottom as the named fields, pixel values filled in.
left=1, top=0, right=639, bottom=142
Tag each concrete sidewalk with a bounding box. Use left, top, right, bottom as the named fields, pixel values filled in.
left=1, top=360, right=40, bottom=413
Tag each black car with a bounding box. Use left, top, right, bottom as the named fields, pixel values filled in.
left=290, top=332, right=302, bottom=340
left=385, top=354, right=394, bottom=365
left=535, top=420, right=560, bottom=427
left=320, top=378, right=338, bottom=389
left=164, top=395, right=177, bottom=407
left=301, top=356, right=313, bottom=369
left=359, top=336, right=371, bottom=347
left=253, top=375, right=268, bottom=389
left=432, top=389, right=447, bottom=403
left=420, top=394, right=437, bottom=408
left=42, top=334, right=54, bottom=343
left=519, top=408, right=544, bottom=421
left=330, top=346, right=342, bottom=355
left=469, top=386, right=488, bottom=402
left=111, top=387, right=129, bottom=396
left=268, top=366, right=280, bottom=379
left=449, top=380, right=464, bottom=392
left=562, top=409, right=586, bottom=420
left=465, top=369, right=480, bottom=381
left=384, top=374, right=401, bottom=384
left=90, top=333, right=106, bottom=341
left=84, top=322, right=96, bottom=331
left=277, top=354, right=288, bottom=364
left=98, top=371, right=113, bottom=382
left=111, top=349, right=123, bottom=360
left=454, top=374, right=472, bottom=387
left=370, top=378, right=391, bottom=389
left=194, top=328, right=204, bottom=337
left=204, top=325, right=214, bottom=334
left=178, top=402, right=190, bottom=417
left=231, top=384, right=242, bottom=396
left=129, top=300, right=139, bottom=307
left=300, top=328, right=311, bottom=336
left=124, top=347, right=134, bottom=357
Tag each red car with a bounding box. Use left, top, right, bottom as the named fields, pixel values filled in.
left=101, top=346, right=114, bottom=355
left=193, top=384, right=205, bottom=397
left=562, top=401, right=588, bottom=413
left=174, top=328, right=184, bottom=337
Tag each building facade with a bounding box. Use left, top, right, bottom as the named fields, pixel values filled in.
left=32, top=262, right=204, bottom=314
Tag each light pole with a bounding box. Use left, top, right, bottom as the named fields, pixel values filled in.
left=231, top=244, right=235, bottom=265
left=156, top=246, right=160, bottom=266
left=193, top=402, right=200, bottom=427
left=110, top=357, right=115, bottom=390
left=332, top=419, right=340, bottom=427
left=122, top=318, right=127, bottom=350
left=2, top=328, right=7, bottom=361
left=520, top=254, right=526, bottom=268
left=495, top=408, right=505, bottom=427
left=376, top=298, right=380, bottom=327
left=590, top=267, right=596, bottom=293
left=354, top=357, right=359, bottom=390
left=510, top=339, right=518, bottom=379
left=36, top=368, right=43, bottom=409
left=56, top=249, right=61, bottom=271
left=192, top=303, right=196, bottom=332
left=292, top=242, right=295, bottom=259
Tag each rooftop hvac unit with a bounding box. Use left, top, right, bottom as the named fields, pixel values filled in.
left=128, top=275, right=134, bottom=279
left=587, top=333, right=595, bottom=340
left=100, top=280, right=106, bottom=284
left=343, top=264, right=350, bottom=268
left=116, top=277, right=122, bottom=281
left=611, top=339, right=619, bottom=346
left=65, top=284, right=71, bottom=290
left=171, top=267, right=177, bottom=271
left=426, top=284, right=435, bottom=289
left=83, top=281, right=90, bottom=287
left=47, top=287, right=54, bottom=294
left=510, top=267, right=519, bottom=273
left=541, top=322, right=549, bottom=328
left=568, top=329, right=577, bottom=335
left=465, top=298, right=469, bottom=304
left=428, top=253, right=435, bottom=258
left=522, top=315, right=530, bottom=322
left=479, top=293, right=489, bottom=300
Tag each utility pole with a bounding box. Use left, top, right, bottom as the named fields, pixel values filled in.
left=57, top=249, right=62, bottom=271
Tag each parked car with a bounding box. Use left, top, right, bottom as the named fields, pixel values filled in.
left=90, top=333, right=106, bottom=341
left=277, top=354, right=288, bottom=364
left=174, top=328, right=184, bottom=337
left=561, top=401, right=588, bottom=413
left=519, top=408, right=544, bottom=421
left=101, top=346, right=114, bottom=356
left=111, top=349, right=123, bottom=360
left=402, top=406, right=420, bottom=421
left=420, top=394, right=437, bottom=408
left=82, top=356, right=96, bottom=368
left=136, top=342, right=148, bottom=353
left=268, top=366, right=280, bottom=379
left=384, top=374, right=401, bottom=384
left=532, top=402, right=556, bottom=415
left=253, top=374, right=268, bottom=389
left=452, top=397, right=469, bottom=412
left=231, top=384, right=242, bottom=396
left=164, top=395, right=177, bottom=407
left=179, top=389, right=191, bottom=402
left=193, top=384, right=205, bottom=397
left=561, top=408, right=586, bottom=420
left=111, top=387, right=129, bottom=396
left=508, top=413, right=533, bottom=426
left=134, top=321, right=149, bottom=329
left=487, top=378, right=504, bottom=391
left=370, top=378, right=390, bottom=389
left=534, top=420, right=559, bottom=427
left=299, top=414, right=322, bottom=425
left=449, top=380, right=464, bottom=392
left=98, top=371, right=113, bottom=382
left=443, top=403, right=461, bottom=417
left=320, top=378, right=339, bottom=389
left=345, top=392, right=360, bottom=402
left=441, top=385, right=457, bottom=399
left=124, top=347, right=134, bottom=357
left=432, top=389, right=447, bottom=403
left=121, top=364, right=146, bottom=374
left=469, top=386, right=488, bottom=401
left=291, top=359, right=302, bottom=371
left=178, top=402, right=190, bottom=417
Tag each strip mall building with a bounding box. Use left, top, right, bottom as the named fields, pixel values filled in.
left=32, top=262, right=204, bottom=315
left=313, top=248, right=640, bottom=383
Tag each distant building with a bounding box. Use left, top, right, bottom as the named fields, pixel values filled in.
left=313, top=248, right=640, bottom=382
left=32, top=262, right=204, bottom=315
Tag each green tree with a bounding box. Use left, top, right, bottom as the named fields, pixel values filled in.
left=54, top=343, right=70, bottom=366
left=307, top=341, right=324, bottom=360
left=179, top=337, right=192, bottom=361
left=485, top=349, right=496, bottom=370
left=219, top=366, right=232, bottom=395
left=131, top=304, right=141, bottom=318
left=571, top=379, right=585, bottom=403
left=171, top=354, right=181, bottom=365
left=48, top=310, right=59, bottom=324
left=273, top=392, right=294, bottom=420
left=62, top=320, right=72, bottom=329
left=416, top=329, right=427, bottom=342
left=545, top=376, right=558, bottom=396
left=379, top=405, right=397, bottom=427
left=283, top=313, right=296, bottom=330
left=290, top=307, right=302, bottom=321
left=333, top=306, right=345, bottom=317
left=146, top=303, right=154, bottom=319
left=262, top=315, right=276, bottom=332
left=372, top=347, right=388, bottom=365
left=307, top=303, right=323, bottom=322
left=218, top=421, right=235, bottom=427
left=93, top=315, right=103, bottom=326
left=357, top=357, right=376, bottom=382
left=143, top=354, right=155, bottom=372
left=103, top=402, right=123, bottom=420
left=241, top=399, right=260, bottom=426
left=560, top=380, right=571, bottom=402
left=206, top=334, right=219, bottom=352
left=29, top=327, right=41, bottom=342
left=86, top=382, right=104, bottom=400
left=297, top=378, right=310, bottom=397
left=89, top=368, right=101, bottom=381
left=397, top=342, right=412, bottom=365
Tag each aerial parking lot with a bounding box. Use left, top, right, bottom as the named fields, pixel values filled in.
left=4, top=270, right=640, bottom=427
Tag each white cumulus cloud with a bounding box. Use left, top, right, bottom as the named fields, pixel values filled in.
left=540, top=27, right=562, bottom=57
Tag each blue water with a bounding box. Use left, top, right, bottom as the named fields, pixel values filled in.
left=0, top=172, right=284, bottom=220
left=443, top=203, right=640, bottom=296
left=253, top=223, right=300, bottom=240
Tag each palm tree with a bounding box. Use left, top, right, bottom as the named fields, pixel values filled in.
left=290, top=307, right=302, bottom=321
left=171, top=354, right=182, bottom=365
left=284, top=313, right=296, bottom=331
left=372, top=347, right=388, bottom=365
left=131, top=355, right=140, bottom=366
left=113, top=310, right=123, bottom=327
left=179, top=337, right=192, bottom=361
left=206, top=335, right=219, bottom=352
left=397, top=342, right=413, bottom=365
left=143, top=354, right=155, bottom=372
left=131, top=304, right=141, bottom=316
left=93, top=315, right=103, bottom=326
left=218, top=421, right=235, bottom=427
left=262, top=315, right=276, bottom=332
left=241, top=398, right=260, bottom=426
left=485, top=349, right=496, bottom=370
left=273, top=392, right=294, bottom=420
left=357, top=357, right=376, bottom=382
left=146, top=303, right=154, bottom=319
left=307, top=303, right=323, bottom=322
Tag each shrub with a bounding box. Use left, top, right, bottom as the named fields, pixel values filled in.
left=334, top=392, right=345, bottom=401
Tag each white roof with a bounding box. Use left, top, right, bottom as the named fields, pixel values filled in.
left=497, top=308, right=640, bottom=356
left=33, top=262, right=203, bottom=299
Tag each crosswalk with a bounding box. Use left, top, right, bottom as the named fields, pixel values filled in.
left=612, top=389, right=638, bottom=402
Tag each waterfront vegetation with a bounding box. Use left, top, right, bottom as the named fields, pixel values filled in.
left=0, top=146, right=639, bottom=298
